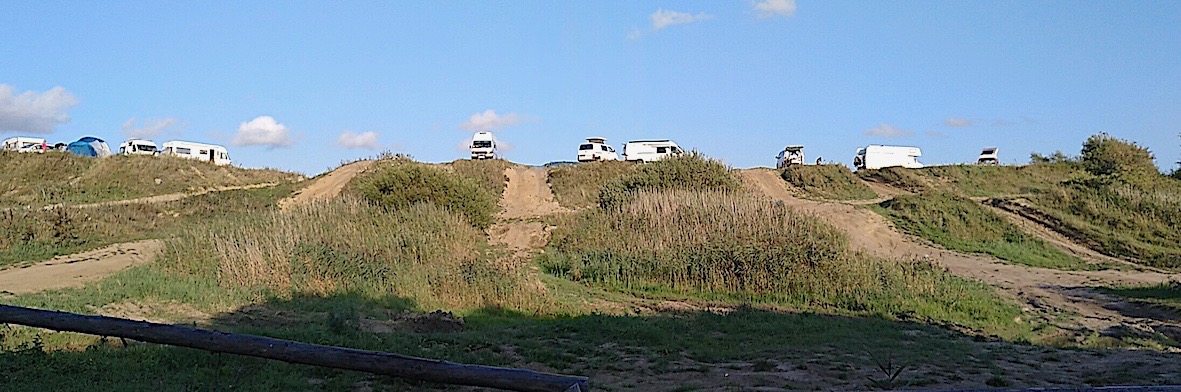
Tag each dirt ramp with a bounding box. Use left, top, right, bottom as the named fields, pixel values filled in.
left=0, top=239, right=163, bottom=295
left=489, top=167, right=569, bottom=262
left=280, top=160, right=374, bottom=209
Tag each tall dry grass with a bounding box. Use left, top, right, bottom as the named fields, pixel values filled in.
left=547, top=160, right=636, bottom=209
left=159, top=199, right=546, bottom=311
left=781, top=164, right=877, bottom=200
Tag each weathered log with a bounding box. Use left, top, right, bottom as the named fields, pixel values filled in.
left=0, top=304, right=588, bottom=392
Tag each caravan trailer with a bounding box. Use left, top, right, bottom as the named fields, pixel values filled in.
left=2, top=137, right=47, bottom=153
left=577, top=137, right=620, bottom=162
left=776, top=145, right=805, bottom=169
left=853, top=145, right=923, bottom=170
left=161, top=141, right=231, bottom=166
left=118, top=139, right=159, bottom=156
left=469, top=132, right=496, bottom=160
left=623, top=139, right=684, bottom=163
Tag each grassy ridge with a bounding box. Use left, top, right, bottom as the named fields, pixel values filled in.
left=0, top=151, right=300, bottom=207
left=876, top=193, right=1094, bottom=270
left=447, top=159, right=516, bottom=198
left=343, top=160, right=499, bottom=229
left=781, top=164, right=877, bottom=200
left=547, top=161, right=635, bottom=209
left=860, top=164, right=1082, bottom=198
left=598, top=153, right=741, bottom=209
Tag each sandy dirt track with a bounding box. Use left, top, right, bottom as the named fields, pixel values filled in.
left=279, top=160, right=374, bottom=209
left=488, top=167, right=569, bottom=262
left=741, top=168, right=1181, bottom=339
left=0, top=239, right=163, bottom=295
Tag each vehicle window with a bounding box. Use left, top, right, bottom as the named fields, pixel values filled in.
left=600, top=145, right=608, bottom=151
left=177, top=148, right=191, bottom=154
left=139, top=145, right=157, bottom=152
left=472, top=140, right=492, bottom=148
left=657, top=147, right=667, bottom=153
left=579, top=144, right=593, bottom=150
left=607, top=146, right=615, bottom=152
left=199, top=149, right=208, bottom=155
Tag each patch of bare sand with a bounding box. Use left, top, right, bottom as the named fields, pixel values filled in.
left=0, top=239, right=163, bottom=295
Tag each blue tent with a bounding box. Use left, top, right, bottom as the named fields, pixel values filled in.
left=66, top=136, right=113, bottom=158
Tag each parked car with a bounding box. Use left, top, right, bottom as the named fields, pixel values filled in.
left=776, top=145, right=805, bottom=169
left=577, top=137, right=620, bottom=162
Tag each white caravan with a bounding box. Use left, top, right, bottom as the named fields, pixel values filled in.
left=977, top=147, right=999, bottom=165
left=118, top=139, right=159, bottom=156
left=853, top=145, right=923, bottom=170
left=623, top=139, right=684, bottom=163
left=775, top=145, right=805, bottom=169
left=577, top=137, right=620, bottom=162
left=1, top=137, right=47, bottom=153
left=161, top=141, right=231, bottom=166
left=469, top=132, right=496, bottom=160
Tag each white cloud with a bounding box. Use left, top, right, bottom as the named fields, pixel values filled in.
left=944, top=117, right=975, bottom=128
left=459, top=109, right=533, bottom=132
left=650, top=8, right=713, bottom=31
left=122, top=117, right=179, bottom=139
left=627, top=27, right=643, bottom=40
left=863, top=123, right=915, bottom=138
left=0, top=84, right=78, bottom=134
left=754, top=0, right=797, bottom=18
left=232, top=115, right=294, bottom=148
left=336, top=131, right=379, bottom=149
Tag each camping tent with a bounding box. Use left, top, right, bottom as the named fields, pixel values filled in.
left=66, top=136, right=113, bottom=158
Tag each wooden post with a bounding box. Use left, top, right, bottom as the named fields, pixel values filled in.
left=0, top=304, right=588, bottom=392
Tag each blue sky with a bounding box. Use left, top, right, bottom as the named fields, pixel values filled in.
left=2, top=1, right=1178, bottom=175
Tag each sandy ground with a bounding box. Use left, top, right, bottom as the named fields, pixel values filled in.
left=0, top=239, right=163, bottom=295
left=740, top=169, right=1181, bottom=340
left=278, top=160, right=374, bottom=209
left=487, top=167, right=569, bottom=263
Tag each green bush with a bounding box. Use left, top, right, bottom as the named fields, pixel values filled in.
left=781, top=164, right=877, bottom=200
left=597, top=153, right=740, bottom=209
left=1080, top=133, right=1158, bottom=180
left=344, top=160, right=498, bottom=229
left=447, top=159, right=515, bottom=198
left=547, top=160, right=636, bottom=209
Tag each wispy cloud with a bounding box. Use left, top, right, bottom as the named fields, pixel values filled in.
left=943, top=117, right=975, bottom=128
left=863, top=123, right=915, bottom=138
left=925, top=130, right=948, bottom=138
left=122, top=117, right=179, bottom=139
left=232, top=115, right=294, bottom=148
left=336, top=131, right=379, bottom=149
left=650, top=8, right=714, bottom=31
left=459, top=109, right=534, bottom=132
left=754, top=0, right=797, bottom=18
left=0, top=84, right=78, bottom=134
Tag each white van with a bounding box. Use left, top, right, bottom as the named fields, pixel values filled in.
left=161, top=141, right=232, bottom=166
left=1, top=137, right=47, bottom=153
left=623, top=139, right=684, bottom=163
left=118, top=139, right=159, bottom=156
left=977, top=147, right=999, bottom=165
left=776, top=145, right=805, bottom=169
left=577, top=137, right=620, bottom=162
left=470, top=132, right=496, bottom=160
left=853, top=145, right=923, bottom=170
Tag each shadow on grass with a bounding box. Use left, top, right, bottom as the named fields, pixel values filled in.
left=6, top=291, right=1181, bottom=391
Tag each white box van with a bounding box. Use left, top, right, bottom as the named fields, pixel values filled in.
left=623, top=140, right=683, bottom=163
left=2, top=137, right=47, bottom=153
left=470, top=132, right=496, bottom=160
left=977, top=147, right=999, bottom=165
left=161, top=141, right=232, bottom=166
left=853, top=145, right=923, bottom=170
left=577, top=137, right=620, bottom=162
left=776, top=145, right=805, bottom=169
left=118, top=139, right=159, bottom=156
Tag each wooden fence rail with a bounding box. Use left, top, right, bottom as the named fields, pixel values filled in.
left=0, top=304, right=588, bottom=392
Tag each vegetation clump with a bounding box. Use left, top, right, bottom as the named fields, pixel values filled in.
left=447, top=158, right=516, bottom=198
left=597, top=153, right=740, bottom=209
left=781, top=164, right=877, bottom=200
left=547, top=160, right=635, bottom=209
left=344, top=160, right=498, bottom=229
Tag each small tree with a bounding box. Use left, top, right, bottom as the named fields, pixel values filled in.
left=1079, top=133, right=1156, bottom=179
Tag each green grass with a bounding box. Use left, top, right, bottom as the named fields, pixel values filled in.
left=0, top=151, right=300, bottom=207
left=343, top=159, right=499, bottom=229
left=446, top=158, right=516, bottom=199
left=875, top=193, right=1094, bottom=270
left=781, top=164, right=877, bottom=200
left=547, top=160, right=636, bottom=209
left=1100, top=281, right=1181, bottom=313
left=859, top=163, right=1083, bottom=197
left=598, top=153, right=741, bottom=209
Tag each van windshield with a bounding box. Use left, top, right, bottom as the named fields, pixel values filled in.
left=472, top=140, right=492, bottom=148
left=136, top=145, right=157, bottom=152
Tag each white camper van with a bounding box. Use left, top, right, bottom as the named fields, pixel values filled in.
left=776, top=145, right=805, bottom=169
left=853, top=145, right=923, bottom=170
left=577, top=137, right=620, bottom=162
left=623, top=140, right=683, bottom=163
left=118, top=139, right=159, bottom=156
left=161, top=141, right=231, bottom=166
left=977, top=147, right=999, bottom=165
left=470, top=132, right=496, bottom=160
left=1, top=137, right=47, bottom=153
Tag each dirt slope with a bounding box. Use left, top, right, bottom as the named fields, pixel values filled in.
left=488, top=167, right=569, bottom=262
left=279, top=160, right=374, bottom=209
left=741, top=168, right=1181, bottom=339
left=0, top=239, right=162, bottom=295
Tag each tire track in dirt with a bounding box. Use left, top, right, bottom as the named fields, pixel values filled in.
left=487, top=167, right=570, bottom=263
left=0, top=239, right=163, bottom=295
left=279, top=160, right=374, bottom=209
left=741, top=168, right=1181, bottom=339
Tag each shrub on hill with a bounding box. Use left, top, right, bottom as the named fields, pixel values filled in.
left=1080, top=133, right=1158, bottom=180
left=447, top=159, right=515, bottom=198
left=344, top=160, right=498, bottom=229
left=597, top=153, right=740, bottom=209
left=780, top=164, right=877, bottom=200
left=547, top=160, right=636, bottom=209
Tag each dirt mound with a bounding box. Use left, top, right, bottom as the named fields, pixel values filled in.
left=279, top=160, right=375, bottom=209
left=0, top=239, right=163, bottom=295
left=489, top=167, right=570, bottom=263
